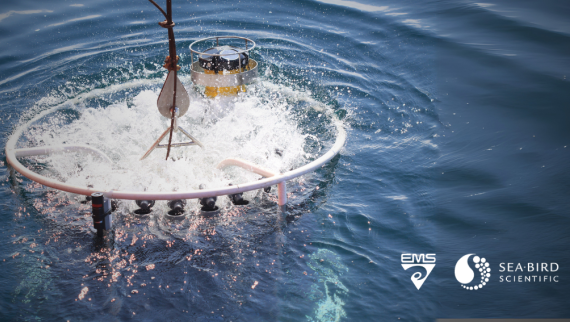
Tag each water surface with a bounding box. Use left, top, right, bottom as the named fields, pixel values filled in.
left=1, top=0, right=569, bottom=321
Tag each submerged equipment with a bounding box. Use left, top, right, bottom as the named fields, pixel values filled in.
left=135, top=199, right=155, bottom=215
left=199, top=184, right=218, bottom=212
left=140, top=0, right=203, bottom=161
left=4, top=0, right=347, bottom=238
left=228, top=183, right=249, bottom=206
left=189, top=37, right=258, bottom=98
left=167, top=199, right=186, bottom=215
left=92, top=193, right=113, bottom=237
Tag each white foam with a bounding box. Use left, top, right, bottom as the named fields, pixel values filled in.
left=22, top=82, right=314, bottom=197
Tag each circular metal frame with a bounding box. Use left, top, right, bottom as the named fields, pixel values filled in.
left=5, top=104, right=346, bottom=202
left=189, top=36, right=256, bottom=57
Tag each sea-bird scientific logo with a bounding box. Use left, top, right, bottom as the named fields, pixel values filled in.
left=401, top=253, right=436, bottom=290
left=455, top=254, right=491, bottom=290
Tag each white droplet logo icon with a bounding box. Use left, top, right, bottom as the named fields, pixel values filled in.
left=455, top=253, right=475, bottom=284
left=455, top=254, right=490, bottom=290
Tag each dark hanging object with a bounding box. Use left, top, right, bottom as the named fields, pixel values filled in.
left=167, top=199, right=186, bottom=216
left=228, top=183, right=249, bottom=206
left=91, top=192, right=113, bottom=237
left=135, top=199, right=155, bottom=215
left=199, top=184, right=218, bottom=211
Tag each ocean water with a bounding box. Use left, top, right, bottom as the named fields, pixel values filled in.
left=1, top=0, right=570, bottom=321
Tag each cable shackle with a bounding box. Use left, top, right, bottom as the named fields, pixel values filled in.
left=158, top=20, right=175, bottom=28
left=163, top=55, right=180, bottom=71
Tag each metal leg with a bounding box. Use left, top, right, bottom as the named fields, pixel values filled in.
left=277, top=181, right=287, bottom=206
left=140, top=127, right=172, bottom=160
left=140, top=125, right=204, bottom=160
left=178, top=126, right=204, bottom=148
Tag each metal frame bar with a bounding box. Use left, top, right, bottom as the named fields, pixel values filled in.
left=13, top=145, right=112, bottom=163
left=140, top=125, right=204, bottom=160
left=216, top=158, right=287, bottom=205
left=189, top=36, right=256, bottom=57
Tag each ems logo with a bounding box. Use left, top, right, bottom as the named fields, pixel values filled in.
left=401, top=254, right=436, bottom=290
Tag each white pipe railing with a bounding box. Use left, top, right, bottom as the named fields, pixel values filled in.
left=216, top=158, right=288, bottom=205
left=6, top=116, right=346, bottom=203
left=14, top=145, right=113, bottom=163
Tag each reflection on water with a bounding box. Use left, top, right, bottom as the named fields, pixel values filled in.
left=11, top=181, right=302, bottom=319
left=0, top=9, right=53, bottom=23
left=315, top=0, right=390, bottom=13
left=47, top=15, right=102, bottom=28
left=306, top=249, right=348, bottom=322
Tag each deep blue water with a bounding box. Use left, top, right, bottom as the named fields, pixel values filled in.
left=1, top=0, right=570, bottom=321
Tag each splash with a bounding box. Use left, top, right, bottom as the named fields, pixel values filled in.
left=16, top=78, right=335, bottom=208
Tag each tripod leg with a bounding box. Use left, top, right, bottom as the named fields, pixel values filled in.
left=178, top=126, right=204, bottom=148
left=140, top=127, right=172, bottom=160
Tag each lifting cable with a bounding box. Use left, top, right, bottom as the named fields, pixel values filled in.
left=148, top=0, right=180, bottom=160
